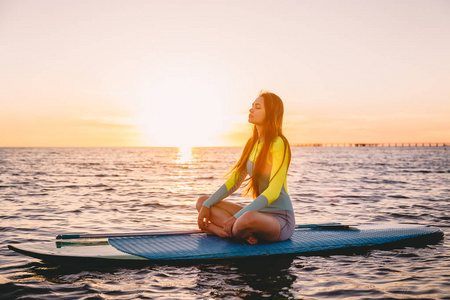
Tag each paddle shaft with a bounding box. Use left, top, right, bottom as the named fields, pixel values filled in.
left=56, top=230, right=203, bottom=240
left=55, top=223, right=348, bottom=240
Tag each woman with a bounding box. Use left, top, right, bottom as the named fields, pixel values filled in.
left=196, top=91, right=295, bottom=244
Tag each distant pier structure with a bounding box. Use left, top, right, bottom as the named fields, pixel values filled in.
left=294, top=143, right=449, bottom=147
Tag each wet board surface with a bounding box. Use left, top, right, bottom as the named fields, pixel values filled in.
left=108, top=224, right=443, bottom=261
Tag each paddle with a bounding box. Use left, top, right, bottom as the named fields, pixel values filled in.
left=56, top=229, right=203, bottom=240
left=55, top=223, right=354, bottom=240
left=298, top=223, right=356, bottom=230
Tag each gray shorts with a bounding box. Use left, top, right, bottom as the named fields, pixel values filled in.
left=264, top=210, right=296, bottom=241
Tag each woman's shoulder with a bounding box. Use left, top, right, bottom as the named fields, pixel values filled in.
left=271, top=136, right=288, bottom=150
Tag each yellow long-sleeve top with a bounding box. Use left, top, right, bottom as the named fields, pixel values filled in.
left=203, top=136, right=293, bottom=218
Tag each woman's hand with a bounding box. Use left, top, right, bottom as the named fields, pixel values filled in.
left=222, top=216, right=237, bottom=237
left=197, top=206, right=211, bottom=230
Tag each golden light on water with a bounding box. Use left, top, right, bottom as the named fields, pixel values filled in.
left=168, top=146, right=197, bottom=204
left=175, top=146, right=193, bottom=164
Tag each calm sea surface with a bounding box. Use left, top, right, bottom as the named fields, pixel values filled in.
left=0, top=147, right=449, bottom=299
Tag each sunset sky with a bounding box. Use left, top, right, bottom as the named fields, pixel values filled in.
left=1, top=0, right=449, bottom=147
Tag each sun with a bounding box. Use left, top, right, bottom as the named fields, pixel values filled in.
left=139, top=110, right=222, bottom=147
left=132, top=74, right=229, bottom=147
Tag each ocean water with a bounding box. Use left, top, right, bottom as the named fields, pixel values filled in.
left=0, top=146, right=449, bottom=299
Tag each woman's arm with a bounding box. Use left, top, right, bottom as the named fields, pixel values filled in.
left=202, top=168, right=248, bottom=209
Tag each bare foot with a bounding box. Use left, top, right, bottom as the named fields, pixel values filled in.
left=205, top=223, right=230, bottom=238
left=246, top=234, right=259, bottom=245
left=203, top=229, right=215, bottom=235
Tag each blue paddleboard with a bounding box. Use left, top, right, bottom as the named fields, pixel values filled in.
left=109, top=224, right=443, bottom=261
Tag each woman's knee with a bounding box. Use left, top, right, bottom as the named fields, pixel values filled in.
left=234, top=211, right=280, bottom=242
left=232, top=211, right=260, bottom=239
left=196, top=195, right=209, bottom=212
left=236, top=211, right=260, bottom=228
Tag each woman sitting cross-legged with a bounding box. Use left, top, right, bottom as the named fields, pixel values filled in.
left=196, top=91, right=295, bottom=244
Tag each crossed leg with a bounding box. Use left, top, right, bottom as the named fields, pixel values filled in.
left=196, top=196, right=242, bottom=238
left=196, top=196, right=281, bottom=244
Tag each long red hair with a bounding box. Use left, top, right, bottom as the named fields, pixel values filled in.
left=230, top=91, right=291, bottom=198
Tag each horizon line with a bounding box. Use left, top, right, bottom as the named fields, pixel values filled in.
left=1, top=142, right=449, bottom=148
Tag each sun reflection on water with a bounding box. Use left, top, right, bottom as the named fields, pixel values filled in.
left=176, top=146, right=193, bottom=164
left=169, top=146, right=197, bottom=203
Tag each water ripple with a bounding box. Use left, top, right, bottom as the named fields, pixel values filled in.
left=0, top=147, right=448, bottom=299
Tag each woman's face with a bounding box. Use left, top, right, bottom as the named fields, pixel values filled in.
left=248, top=97, right=266, bottom=125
